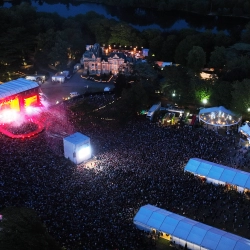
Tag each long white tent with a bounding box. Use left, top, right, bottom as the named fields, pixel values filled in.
left=134, top=204, right=250, bottom=250
left=184, top=158, right=250, bottom=192
left=238, top=123, right=250, bottom=137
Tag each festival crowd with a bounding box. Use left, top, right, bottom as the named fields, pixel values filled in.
left=1, top=94, right=250, bottom=250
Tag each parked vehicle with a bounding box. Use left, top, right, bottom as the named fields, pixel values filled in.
left=70, top=92, right=80, bottom=98
left=62, top=71, right=70, bottom=79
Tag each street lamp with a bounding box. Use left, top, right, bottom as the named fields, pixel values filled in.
left=202, top=98, right=208, bottom=107
left=248, top=108, right=250, bottom=112
left=172, top=91, right=176, bottom=103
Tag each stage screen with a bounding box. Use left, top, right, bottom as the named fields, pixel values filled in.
left=24, top=95, right=37, bottom=107
left=0, top=97, right=20, bottom=112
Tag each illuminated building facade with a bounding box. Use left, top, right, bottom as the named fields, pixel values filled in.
left=80, top=43, right=139, bottom=75
left=0, top=78, right=40, bottom=113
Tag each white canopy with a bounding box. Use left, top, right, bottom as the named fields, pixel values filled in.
left=184, top=158, right=250, bottom=190
left=239, top=123, right=250, bottom=137
left=134, top=204, right=250, bottom=250
left=199, top=106, right=241, bottom=127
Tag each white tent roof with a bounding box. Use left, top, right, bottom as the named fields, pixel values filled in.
left=184, top=158, right=250, bottom=189
left=0, top=78, right=39, bottom=99
left=199, top=106, right=241, bottom=126
left=239, top=123, right=250, bottom=137
left=63, top=132, right=89, bottom=146
left=134, top=204, right=250, bottom=250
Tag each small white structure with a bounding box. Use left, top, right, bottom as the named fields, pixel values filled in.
left=146, top=102, right=161, bottom=121
left=104, top=87, right=111, bottom=92
left=63, top=132, right=91, bottom=164
left=52, top=75, right=65, bottom=83
left=239, top=122, right=250, bottom=137
left=142, top=48, right=149, bottom=57
left=74, top=63, right=82, bottom=72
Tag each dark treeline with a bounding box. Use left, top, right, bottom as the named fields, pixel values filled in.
left=62, top=0, right=250, bottom=17
left=1, top=3, right=250, bottom=115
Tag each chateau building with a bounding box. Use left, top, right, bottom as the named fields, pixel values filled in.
left=80, top=43, right=142, bottom=76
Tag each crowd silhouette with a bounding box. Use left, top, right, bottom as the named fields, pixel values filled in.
left=1, top=94, right=250, bottom=250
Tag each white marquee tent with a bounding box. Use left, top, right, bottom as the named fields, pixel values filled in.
left=184, top=158, right=250, bottom=192
left=238, top=123, right=250, bottom=137
left=199, top=106, right=241, bottom=127
left=134, top=204, right=250, bottom=250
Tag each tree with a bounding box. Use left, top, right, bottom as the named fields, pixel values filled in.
left=210, top=80, right=233, bottom=108
left=0, top=207, right=61, bottom=250
left=160, top=65, right=192, bottom=103
left=134, top=62, right=158, bottom=82
left=116, top=82, right=148, bottom=123
left=48, top=32, right=69, bottom=69
left=209, top=46, right=226, bottom=69
left=231, top=79, right=250, bottom=114
left=160, top=35, right=178, bottom=62
left=187, top=46, right=206, bottom=73
left=141, top=29, right=162, bottom=43
left=174, top=35, right=201, bottom=65
left=108, top=22, right=138, bottom=46
left=190, top=75, right=212, bottom=105
left=85, top=17, right=114, bottom=45
left=149, top=35, right=164, bottom=59
left=223, top=55, right=250, bottom=82
left=114, top=74, right=128, bottom=97
left=133, top=62, right=159, bottom=99
left=35, top=29, right=57, bottom=65
left=214, top=31, right=232, bottom=47
left=59, top=19, right=85, bottom=60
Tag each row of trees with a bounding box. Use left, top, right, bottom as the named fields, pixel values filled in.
left=3, top=0, right=250, bottom=17
left=1, top=3, right=250, bottom=116
left=1, top=4, right=250, bottom=70
left=113, top=61, right=250, bottom=121
left=72, top=0, right=250, bottom=16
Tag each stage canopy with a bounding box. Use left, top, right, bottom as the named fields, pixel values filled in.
left=199, top=106, right=241, bottom=127
left=0, top=78, right=39, bottom=99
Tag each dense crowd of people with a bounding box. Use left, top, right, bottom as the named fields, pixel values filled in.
left=1, top=93, right=250, bottom=250
left=2, top=120, right=39, bottom=135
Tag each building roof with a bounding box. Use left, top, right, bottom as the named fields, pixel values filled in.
left=134, top=204, right=250, bottom=250
left=198, top=106, right=241, bottom=126
left=109, top=52, right=126, bottom=59
left=0, top=78, right=39, bottom=99
left=184, top=158, right=250, bottom=189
